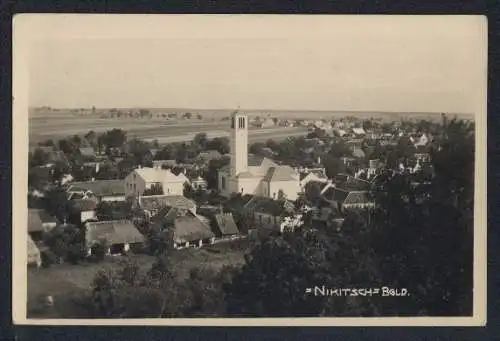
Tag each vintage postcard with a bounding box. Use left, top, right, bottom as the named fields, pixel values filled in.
left=12, top=14, right=487, bottom=326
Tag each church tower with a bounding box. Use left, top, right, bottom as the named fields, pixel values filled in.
left=230, top=109, right=248, bottom=176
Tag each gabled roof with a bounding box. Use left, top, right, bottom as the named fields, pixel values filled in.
left=322, top=187, right=350, bottom=203
left=262, top=165, right=297, bottom=182
left=352, top=127, right=366, bottom=135
left=344, top=191, right=374, bottom=205
left=247, top=154, right=266, bottom=167
left=67, top=179, right=125, bottom=197
left=139, top=195, right=196, bottom=212
left=214, top=213, right=240, bottom=236
left=132, top=167, right=184, bottom=183
left=197, top=150, right=223, bottom=161
left=29, top=208, right=59, bottom=226
left=27, top=234, right=40, bottom=258
left=86, top=220, right=145, bottom=245
left=244, top=196, right=294, bottom=216
left=158, top=211, right=215, bottom=243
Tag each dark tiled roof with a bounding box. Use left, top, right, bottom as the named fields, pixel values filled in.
left=262, top=166, right=297, bottom=182
left=68, top=180, right=125, bottom=197
left=139, top=195, right=196, bottom=212
left=86, top=220, right=145, bottom=245
left=170, top=214, right=215, bottom=243
left=244, top=196, right=294, bottom=216
left=247, top=154, right=265, bottom=167
left=344, top=191, right=374, bottom=205
left=29, top=208, right=59, bottom=225
left=322, top=187, right=350, bottom=203
left=214, top=213, right=240, bottom=236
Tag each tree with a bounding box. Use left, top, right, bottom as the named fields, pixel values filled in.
left=207, top=137, right=230, bottom=155
left=103, top=129, right=127, bottom=149
left=370, top=116, right=474, bottom=316
left=304, top=181, right=323, bottom=205
left=84, top=131, right=98, bottom=149
left=30, top=148, right=49, bottom=167
left=44, top=187, right=71, bottom=222
left=223, top=224, right=380, bottom=317
left=193, top=133, right=208, bottom=150
left=43, top=223, right=86, bottom=264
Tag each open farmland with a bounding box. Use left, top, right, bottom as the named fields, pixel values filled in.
left=29, top=115, right=310, bottom=145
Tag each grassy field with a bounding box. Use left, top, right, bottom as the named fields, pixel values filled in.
left=29, top=115, right=310, bottom=145
left=27, top=247, right=247, bottom=318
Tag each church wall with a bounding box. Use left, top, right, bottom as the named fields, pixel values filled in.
left=268, top=180, right=301, bottom=201
left=236, top=177, right=261, bottom=196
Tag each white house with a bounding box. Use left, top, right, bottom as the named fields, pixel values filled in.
left=125, top=167, right=185, bottom=197
left=217, top=111, right=302, bottom=201
left=299, top=171, right=329, bottom=190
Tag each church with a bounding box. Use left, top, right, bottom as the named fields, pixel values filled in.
left=217, top=110, right=301, bottom=201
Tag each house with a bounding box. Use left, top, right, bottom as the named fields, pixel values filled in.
left=212, top=212, right=240, bottom=238
left=190, top=175, right=208, bottom=191
left=321, top=186, right=375, bottom=212
left=27, top=234, right=42, bottom=267
left=85, top=220, right=145, bottom=256
left=352, top=127, right=366, bottom=137
left=28, top=209, right=44, bottom=241
left=259, top=118, right=276, bottom=128
left=69, top=199, right=98, bottom=223
left=125, top=167, right=186, bottom=197
left=82, top=161, right=106, bottom=174
left=299, top=170, right=329, bottom=190
left=152, top=159, right=178, bottom=169
left=152, top=207, right=216, bottom=249
left=78, top=147, right=96, bottom=159
left=28, top=209, right=59, bottom=236
left=67, top=179, right=126, bottom=202
left=410, top=133, right=430, bottom=148
left=347, top=139, right=366, bottom=159
left=243, top=196, right=296, bottom=231
left=137, top=194, right=197, bottom=219
left=218, top=111, right=301, bottom=201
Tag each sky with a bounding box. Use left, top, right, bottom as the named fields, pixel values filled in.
left=25, top=15, right=486, bottom=113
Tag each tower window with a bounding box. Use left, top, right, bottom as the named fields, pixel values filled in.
left=238, top=117, right=245, bottom=129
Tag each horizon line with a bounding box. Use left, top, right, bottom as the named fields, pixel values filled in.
left=29, top=106, right=474, bottom=116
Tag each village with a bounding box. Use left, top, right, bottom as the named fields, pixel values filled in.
left=26, top=108, right=450, bottom=317
left=28, top=111, right=436, bottom=266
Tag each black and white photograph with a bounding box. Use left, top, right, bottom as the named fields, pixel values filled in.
left=12, top=15, right=487, bottom=326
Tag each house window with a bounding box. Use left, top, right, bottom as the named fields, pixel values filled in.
left=221, top=176, right=226, bottom=190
